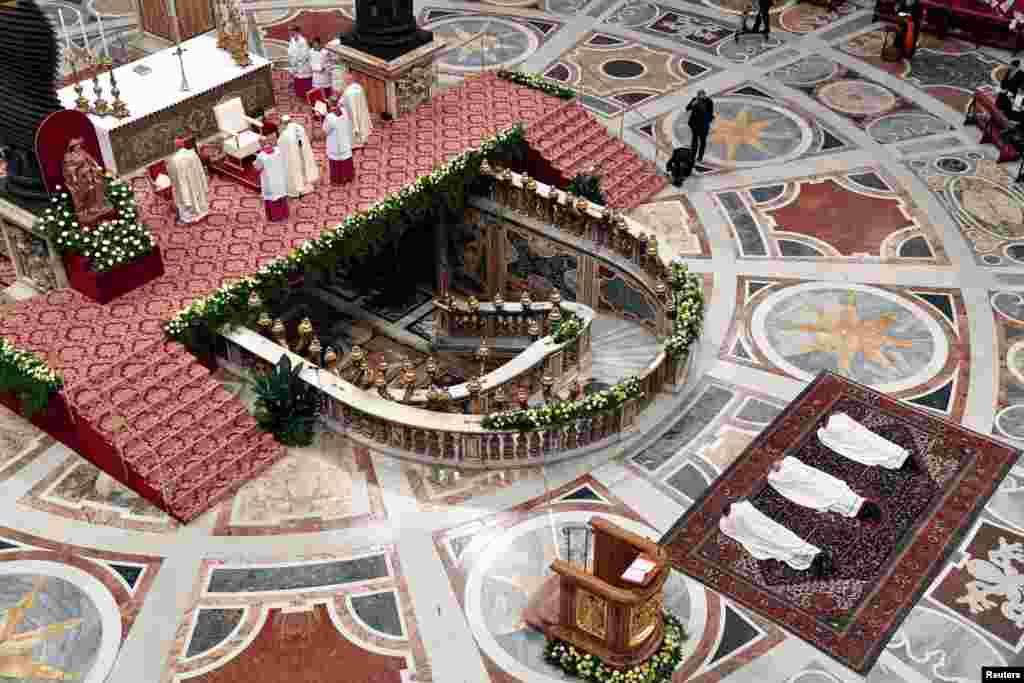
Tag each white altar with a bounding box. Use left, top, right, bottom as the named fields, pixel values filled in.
left=56, top=34, right=274, bottom=174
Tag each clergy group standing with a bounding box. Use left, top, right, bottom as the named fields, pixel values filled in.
left=278, top=114, right=319, bottom=198
left=288, top=25, right=312, bottom=98
left=166, top=136, right=209, bottom=224
left=342, top=71, right=373, bottom=147
left=253, top=137, right=289, bottom=221
left=323, top=96, right=354, bottom=185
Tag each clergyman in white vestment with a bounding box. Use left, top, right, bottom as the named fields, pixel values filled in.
left=253, top=138, right=289, bottom=222
left=323, top=98, right=354, bottom=185
left=166, top=137, right=209, bottom=224
left=768, top=456, right=881, bottom=522
left=817, top=413, right=911, bottom=470
left=288, top=26, right=313, bottom=98
left=309, top=37, right=332, bottom=98
left=278, top=115, right=319, bottom=198
left=343, top=71, right=373, bottom=147
left=720, top=500, right=826, bottom=573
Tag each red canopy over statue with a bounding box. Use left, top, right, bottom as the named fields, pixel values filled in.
left=34, top=109, right=106, bottom=196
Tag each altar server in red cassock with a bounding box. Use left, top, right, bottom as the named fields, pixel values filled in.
left=323, top=97, right=354, bottom=185
left=253, top=137, right=289, bottom=221
left=288, top=25, right=313, bottom=99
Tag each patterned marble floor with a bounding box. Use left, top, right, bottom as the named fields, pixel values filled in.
left=7, top=0, right=1024, bottom=681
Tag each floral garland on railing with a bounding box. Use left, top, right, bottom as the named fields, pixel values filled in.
left=165, top=125, right=526, bottom=344
left=551, top=311, right=584, bottom=345
left=664, top=260, right=704, bottom=359
left=543, top=612, right=687, bottom=683
left=38, top=176, right=156, bottom=273
left=481, top=375, right=642, bottom=431
left=497, top=69, right=577, bottom=100
left=0, top=338, right=64, bottom=418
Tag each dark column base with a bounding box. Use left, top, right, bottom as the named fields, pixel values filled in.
left=337, top=28, right=434, bottom=62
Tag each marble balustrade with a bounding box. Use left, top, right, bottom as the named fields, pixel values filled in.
left=0, top=200, right=69, bottom=294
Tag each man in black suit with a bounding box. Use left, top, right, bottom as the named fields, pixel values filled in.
left=752, top=0, right=772, bottom=36
left=685, top=90, right=714, bottom=162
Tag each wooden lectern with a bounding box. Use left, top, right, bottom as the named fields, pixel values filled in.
left=525, top=517, right=669, bottom=670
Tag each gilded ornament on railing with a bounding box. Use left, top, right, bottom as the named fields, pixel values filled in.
left=575, top=588, right=608, bottom=640
left=629, top=593, right=662, bottom=646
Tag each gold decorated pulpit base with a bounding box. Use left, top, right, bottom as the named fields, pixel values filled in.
left=523, top=574, right=666, bottom=671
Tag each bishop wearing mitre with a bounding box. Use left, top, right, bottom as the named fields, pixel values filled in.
left=278, top=114, right=319, bottom=198
left=288, top=25, right=313, bottom=98
left=323, top=97, right=354, bottom=185
left=767, top=456, right=882, bottom=522
left=166, top=136, right=210, bottom=224
left=253, top=137, right=289, bottom=221
left=342, top=71, right=373, bottom=147
left=720, top=500, right=832, bottom=578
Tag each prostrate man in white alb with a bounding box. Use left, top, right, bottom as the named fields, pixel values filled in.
left=720, top=500, right=832, bottom=578
left=165, top=136, right=209, bottom=224
left=767, top=456, right=882, bottom=522
left=817, top=412, right=913, bottom=470
left=278, top=114, right=319, bottom=198
left=342, top=70, right=373, bottom=147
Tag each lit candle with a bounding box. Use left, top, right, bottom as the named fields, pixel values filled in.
left=58, top=9, right=70, bottom=50
left=97, top=15, right=108, bottom=58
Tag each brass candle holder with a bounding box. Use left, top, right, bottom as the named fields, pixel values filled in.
left=91, top=69, right=110, bottom=116
left=71, top=58, right=91, bottom=112
left=108, top=64, right=129, bottom=119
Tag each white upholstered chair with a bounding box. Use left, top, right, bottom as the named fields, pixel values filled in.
left=213, top=97, right=264, bottom=164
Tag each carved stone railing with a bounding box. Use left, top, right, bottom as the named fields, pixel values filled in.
left=0, top=199, right=69, bottom=293
left=218, top=322, right=693, bottom=468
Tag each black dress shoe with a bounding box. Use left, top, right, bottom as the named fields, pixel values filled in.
left=810, top=552, right=833, bottom=579
left=856, top=500, right=883, bottom=523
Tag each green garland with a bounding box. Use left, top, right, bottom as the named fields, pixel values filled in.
left=481, top=375, right=642, bottom=431
left=0, top=338, right=64, bottom=418
left=664, top=261, right=704, bottom=359
left=544, top=612, right=687, bottom=683
left=497, top=69, right=576, bottom=100
left=165, top=125, right=526, bottom=346
left=551, top=311, right=584, bottom=344
left=38, top=175, right=156, bottom=273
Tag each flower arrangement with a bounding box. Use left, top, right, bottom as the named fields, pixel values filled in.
left=664, top=260, right=704, bottom=360
left=543, top=612, right=687, bottom=683
left=0, top=338, right=64, bottom=418
left=551, top=311, right=583, bottom=344
left=482, top=375, right=642, bottom=431
left=39, top=176, right=156, bottom=273
left=165, top=126, right=526, bottom=346
left=497, top=69, right=577, bottom=100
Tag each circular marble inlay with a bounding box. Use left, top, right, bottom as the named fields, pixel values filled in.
left=992, top=292, right=1024, bottom=323
left=606, top=0, right=662, bottom=26
left=1007, top=244, right=1024, bottom=264
left=996, top=404, right=1024, bottom=441
left=751, top=282, right=949, bottom=393
left=670, top=97, right=813, bottom=167
left=0, top=561, right=122, bottom=683
left=936, top=157, right=970, bottom=174
left=463, top=512, right=705, bottom=682
left=817, top=80, right=899, bottom=116
left=425, top=16, right=540, bottom=72
left=949, top=176, right=1024, bottom=239
left=601, top=58, right=646, bottom=79
left=1006, top=339, right=1024, bottom=388
left=867, top=113, right=950, bottom=144
left=772, top=55, right=840, bottom=87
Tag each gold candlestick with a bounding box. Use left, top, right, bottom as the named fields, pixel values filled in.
left=69, top=54, right=91, bottom=112
left=91, top=70, right=109, bottom=116
left=108, top=64, right=129, bottom=119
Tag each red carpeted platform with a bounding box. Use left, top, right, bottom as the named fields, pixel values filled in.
left=5, top=71, right=664, bottom=523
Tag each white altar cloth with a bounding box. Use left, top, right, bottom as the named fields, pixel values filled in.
left=56, top=34, right=270, bottom=174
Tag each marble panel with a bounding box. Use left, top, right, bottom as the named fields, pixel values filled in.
left=419, top=9, right=563, bottom=74
left=448, top=216, right=488, bottom=296
left=626, top=192, right=711, bottom=258
left=505, top=229, right=578, bottom=302
left=0, top=402, right=53, bottom=482
left=206, top=555, right=390, bottom=592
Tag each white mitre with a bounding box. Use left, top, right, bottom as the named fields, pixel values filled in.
left=767, top=456, right=864, bottom=517
left=719, top=500, right=821, bottom=571
left=817, top=413, right=910, bottom=469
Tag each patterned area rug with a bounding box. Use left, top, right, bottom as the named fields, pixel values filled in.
left=661, top=371, right=1020, bottom=673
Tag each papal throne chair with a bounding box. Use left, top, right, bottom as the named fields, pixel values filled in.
left=213, top=96, right=267, bottom=173
left=524, top=517, right=669, bottom=670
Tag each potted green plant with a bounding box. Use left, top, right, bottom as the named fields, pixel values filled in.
left=567, top=171, right=606, bottom=205
left=250, top=355, right=322, bottom=446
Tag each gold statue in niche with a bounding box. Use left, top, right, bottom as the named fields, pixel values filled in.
left=629, top=593, right=661, bottom=646
left=61, top=138, right=113, bottom=225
